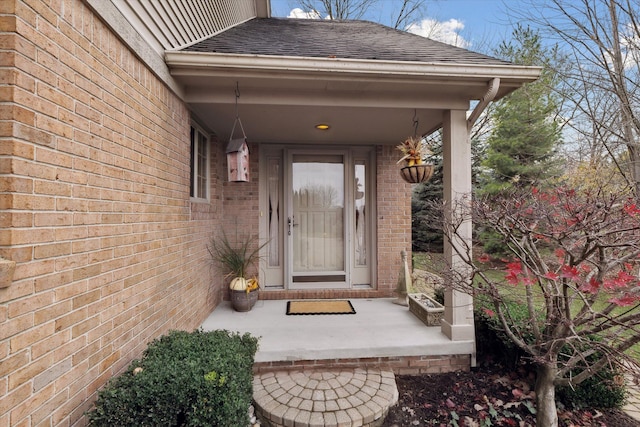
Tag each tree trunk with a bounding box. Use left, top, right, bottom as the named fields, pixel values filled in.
left=535, top=363, right=558, bottom=427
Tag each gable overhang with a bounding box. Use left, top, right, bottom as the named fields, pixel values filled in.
left=165, top=51, right=541, bottom=144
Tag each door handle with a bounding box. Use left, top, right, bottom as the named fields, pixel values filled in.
left=287, top=216, right=298, bottom=235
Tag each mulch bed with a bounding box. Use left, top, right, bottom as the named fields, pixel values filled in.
left=382, top=364, right=640, bottom=427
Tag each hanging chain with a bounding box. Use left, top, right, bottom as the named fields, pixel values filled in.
left=230, top=82, right=246, bottom=140
left=235, top=82, right=241, bottom=119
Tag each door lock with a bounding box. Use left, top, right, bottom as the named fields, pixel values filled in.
left=287, top=216, right=298, bottom=235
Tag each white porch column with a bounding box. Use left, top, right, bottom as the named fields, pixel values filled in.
left=441, top=109, right=475, bottom=341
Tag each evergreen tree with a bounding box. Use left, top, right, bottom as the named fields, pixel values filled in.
left=412, top=135, right=485, bottom=252
left=412, top=141, right=443, bottom=252
left=480, top=26, right=562, bottom=195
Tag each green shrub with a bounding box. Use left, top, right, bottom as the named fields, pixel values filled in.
left=556, top=336, right=627, bottom=409
left=474, top=301, right=528, bottom=369
left=478, top=228, right=510, bottom=256
left=87, top=329, right=259, bottom=427
left=433, top=286, right=444, bottom=305
left=557, top=368, right=627, bottom=409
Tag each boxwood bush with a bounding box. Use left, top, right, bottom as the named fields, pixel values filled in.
left=87, top=329, right=259, bottom=427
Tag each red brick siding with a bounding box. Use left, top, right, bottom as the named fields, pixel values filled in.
left=221, top=142, right=261, bottom=272
left=253, top=354, right=471, bottom=375
left=0, top=1, right=219, bottom=425
left=375, top=145, right=412, bottom=296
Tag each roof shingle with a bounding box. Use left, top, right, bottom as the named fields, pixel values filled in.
left=183, top=18, right=510, bottom=66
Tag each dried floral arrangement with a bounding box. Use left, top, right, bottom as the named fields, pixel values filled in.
left=396, top=136, right=432, bottom=166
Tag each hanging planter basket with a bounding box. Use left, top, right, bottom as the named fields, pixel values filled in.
left=396, top=134, right=433, bottom=184
left=400, top=163, right=434, bottom=184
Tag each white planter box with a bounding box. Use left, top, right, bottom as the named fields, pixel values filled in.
left=408, top=293, right=444, bottom=326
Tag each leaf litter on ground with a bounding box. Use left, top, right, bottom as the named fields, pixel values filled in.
left=382, top=363, right=639, bottom=427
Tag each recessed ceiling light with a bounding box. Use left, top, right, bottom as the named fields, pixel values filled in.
left=315, top=124, right=330, bottom=130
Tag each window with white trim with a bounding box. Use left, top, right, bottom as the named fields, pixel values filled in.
left=190, top=125, right=209, bottom=200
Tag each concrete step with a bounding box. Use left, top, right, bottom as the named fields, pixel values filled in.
left=253, top=368, right=398, bottom=427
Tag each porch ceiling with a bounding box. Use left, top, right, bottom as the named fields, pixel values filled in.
left=167, top=53, right=541, bottom=144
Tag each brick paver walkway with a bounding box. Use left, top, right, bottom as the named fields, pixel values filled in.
left=623, top=393, right=640, bottom=421
left=623, top=371, right=640, bottom=422
left=253, top=369, right=398, bottom=427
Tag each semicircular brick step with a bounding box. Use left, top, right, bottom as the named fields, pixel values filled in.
left=253, top=368, right=398, bottom=427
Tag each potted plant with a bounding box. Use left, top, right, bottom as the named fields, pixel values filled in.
left=208, top=230, right=267, bottom=312
left=396, top=136, right=434, bottom=183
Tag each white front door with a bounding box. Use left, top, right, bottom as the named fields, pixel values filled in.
left=289, top=153, right=347, bottom=288
left=260, top=147, right=374, bottom=290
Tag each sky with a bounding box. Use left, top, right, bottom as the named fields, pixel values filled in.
left=269, top=0, right=519, bottom=53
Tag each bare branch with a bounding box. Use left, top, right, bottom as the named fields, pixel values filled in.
left=424, top=186, right=640, bottom=419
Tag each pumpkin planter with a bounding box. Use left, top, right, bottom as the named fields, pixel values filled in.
left=208, top=230, right=268, bottom=312
left=229, top=277, right=259, bottom=312
left=230, top=288, right=259, bottom=312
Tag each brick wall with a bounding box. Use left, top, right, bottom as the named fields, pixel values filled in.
left=375, top=144, right=412, bottom=296
left=0, top=1, right=221, bottom=425
left=253, top=354, right=471, bottom=375
left=220, top=142, right=261, bottom=265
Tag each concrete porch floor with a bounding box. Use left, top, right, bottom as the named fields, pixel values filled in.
left=200, top=299, right=640, bottom=426
left=202, top=298, right=475, bottom=426
left=200, top=298, right=474, bottom=366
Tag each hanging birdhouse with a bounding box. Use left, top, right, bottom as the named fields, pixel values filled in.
left=227, top=83, right=250, bottom=182
left=226, top=138, right=249, bottom=182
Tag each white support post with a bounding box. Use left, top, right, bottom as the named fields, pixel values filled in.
left=441, top=110, right=475, bottom=341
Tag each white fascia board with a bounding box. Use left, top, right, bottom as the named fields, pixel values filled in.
left=165, top=51, right=542, bottom=84
left=87, top=0, right=184, bottom=97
